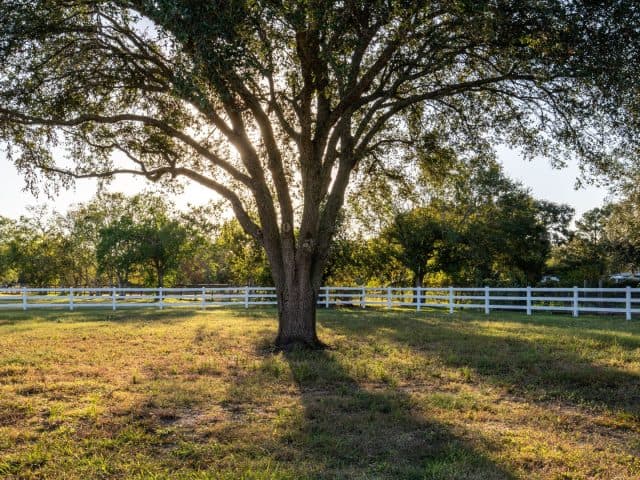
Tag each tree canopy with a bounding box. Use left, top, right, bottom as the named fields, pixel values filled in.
left=1, top=0, right=639, bottom=347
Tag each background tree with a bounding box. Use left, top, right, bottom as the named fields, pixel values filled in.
left=336, top=151, right=574, bottom=288
left=174, top=204, right=222, bottom=286
left=213, top=219, right=272, bottom=286
left=387, top=207, right=442, bottom=289
left=6, top=209, right=66, bottom=287
left=547, top=207, right=613, bottom=286
left=375, top=154, right=571, bottom=286
left=605, top=193, right=640, bottom=275
left=56, top=207, right=103, bottom=287
left=96, top=215, right=141, bottom=287
left=137, top=217, right=188, bottom=288
left=95, top=193, right=191, bottom=287
left=0, top=217, right=18, bottom=285
left=323, top=231, right=407, bottom=287
left=2, top=1, right=639, bottom=348
left=486, top=192, right=552, bottom=285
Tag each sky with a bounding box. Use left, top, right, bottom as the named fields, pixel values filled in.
left=0, top=147, right=611, bottom=221
left=494, top=146, right=613, bottom=217
left=0, top=152, right=217, bottom=219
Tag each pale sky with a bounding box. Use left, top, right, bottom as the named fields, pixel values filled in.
left=0, top=152, right=217, bottom=219
left=494, top=146, right=612, bottom=218
left=0, top=147, right=610, bottom=221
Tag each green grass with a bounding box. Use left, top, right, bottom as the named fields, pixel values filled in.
left=0, top=308, right=639, bottom=479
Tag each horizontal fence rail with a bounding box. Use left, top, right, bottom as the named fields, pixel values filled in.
left=0, top=286, right=638, bottom=319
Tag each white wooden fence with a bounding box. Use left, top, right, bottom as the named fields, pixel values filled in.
left=0, top=286, right=638, bottom=319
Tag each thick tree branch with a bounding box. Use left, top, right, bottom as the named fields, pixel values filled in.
left=353, top=73, right=538, bottom=159
left=37, top=163, right=263, bottom=241
left=224, top=72, right=295, bottom=233
left=0, top=108, right=253, bottom=186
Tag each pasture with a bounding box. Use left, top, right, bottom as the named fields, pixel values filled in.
left=0, top=308, right=639, bottom=479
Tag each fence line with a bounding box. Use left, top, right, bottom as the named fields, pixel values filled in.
left=0, top=286, right=638, bottom=320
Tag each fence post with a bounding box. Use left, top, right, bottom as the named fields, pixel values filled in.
left=112, top=287, right=116, bottom=311
left=626, top=286, right=632, bottom=321
left=387, top=287, right=392, bottom=309
left=449, top=286, right=454, bottom=314
left=526, top=286, right=532, bottom=316
left=158, top=287, right=163, bottom=310
left=69, top=287, right=74, bottom=311
left=572, top=286, right=579, bottom=317
left=416, top=287, right=421, bottom=311
left=244, top=286, right=249, bottom=308
left=22, top=287, right=27, bottom=311
left=484, top=286, right=490, bottom=315
left=324, top=287, right=330, bottom=308
left=361, top=286, right=366, bottom=309
left=201, top=286, right=206, bottom=310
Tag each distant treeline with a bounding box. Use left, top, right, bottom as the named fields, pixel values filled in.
left=0, top=193, right=270, bottom=288
left=1, top=162, right=638, bottom=288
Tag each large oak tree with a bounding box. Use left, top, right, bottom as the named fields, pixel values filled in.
left=1, top=0, right=639, bottom=348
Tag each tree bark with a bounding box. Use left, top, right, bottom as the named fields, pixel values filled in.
left=274, top=257, right=325, bottom=350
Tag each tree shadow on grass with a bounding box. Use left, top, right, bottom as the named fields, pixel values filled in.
left=279, top=348, right=515, bottom=479
left=41, top=332, right=514, bottom=479
left=320, top=309, right=640, bottom=418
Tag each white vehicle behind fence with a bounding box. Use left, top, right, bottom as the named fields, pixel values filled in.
left=540, top=275, right=560, bottom=284
left=609, top=273, right=640, bottom=283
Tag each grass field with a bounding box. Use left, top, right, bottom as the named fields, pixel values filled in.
left=0, top=308, right=639, bottom=479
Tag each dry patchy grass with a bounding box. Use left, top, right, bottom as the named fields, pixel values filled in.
left=0, top=308, right=639, bottom=479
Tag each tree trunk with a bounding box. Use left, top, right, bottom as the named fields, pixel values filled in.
left=155, top=261, right=164, bottom=288
left=274, top=260, right=324, bottom=350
